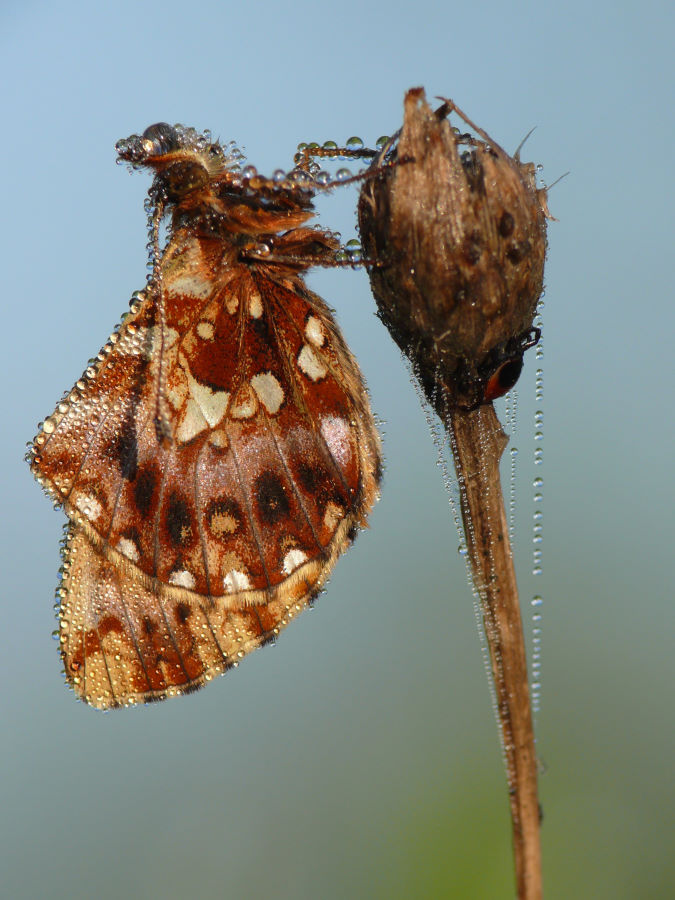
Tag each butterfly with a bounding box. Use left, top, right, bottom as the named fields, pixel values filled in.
left=29, top=123, right=382, bottom=709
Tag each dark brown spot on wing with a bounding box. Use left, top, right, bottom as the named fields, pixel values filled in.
left=166, top=493, right=193, bottom=547
left=134, top=468, right=156, bottom=518
left=175, top=602, right=191, bottom=624
left=255, top=471, right=290, bottom=526
left=114, top=427, right=139, bottom=481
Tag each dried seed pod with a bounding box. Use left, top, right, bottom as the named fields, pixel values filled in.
left=358, top=88, right=549, bottom=412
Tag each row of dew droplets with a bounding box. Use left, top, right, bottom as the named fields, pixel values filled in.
left=293, top=133, right=389, bottom=184
left=503, top=387, right=519, bottom=547
left=531, top=297, right=545, bottom=719
left=407, top=357, right=503, bottom=756
left=290, top=135, right=387, bottom=265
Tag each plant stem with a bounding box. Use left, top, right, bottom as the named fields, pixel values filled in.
left=448, top=403, right=541, bottom=900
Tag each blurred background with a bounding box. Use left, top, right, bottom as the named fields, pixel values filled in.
left=2, top=1, right=673, bottom=898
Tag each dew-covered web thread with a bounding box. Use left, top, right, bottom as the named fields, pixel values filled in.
left=406, top=355, right=503, bottom=754
left=530, top=297, right=545, bottom=721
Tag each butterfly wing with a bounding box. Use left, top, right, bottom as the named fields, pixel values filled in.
left=32, top=229, right=381, bottom=708
left=59, top=522, right=326, bottom=708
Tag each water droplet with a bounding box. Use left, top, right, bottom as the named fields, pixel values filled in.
left=345, top=238, right=362, bottom=263
left=289, top=169, right=311, bottom=186
left=336, top=167, right=352, bottom=181
left=322, top=140, right=338, bottom=150
left=533, top=566, right=543, bottom=576
left=533, top=477, right=543, bottom=488
left=375, top=135, right=390, bottom=149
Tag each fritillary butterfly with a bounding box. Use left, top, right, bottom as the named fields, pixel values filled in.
left=29, top=123, right=381, bottom=709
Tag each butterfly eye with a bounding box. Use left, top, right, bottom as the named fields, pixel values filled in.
left=484, top=357, right=524, bottom=401
left=141, top=122, right=179, bottom=156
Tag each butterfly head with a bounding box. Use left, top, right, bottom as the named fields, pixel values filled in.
left=116, top=123, right=237, bottom=201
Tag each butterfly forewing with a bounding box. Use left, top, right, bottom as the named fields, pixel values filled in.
left=30, top=131, right=380, bottom=708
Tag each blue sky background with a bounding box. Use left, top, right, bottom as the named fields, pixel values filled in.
left=2, top=1, right=673, bottom=897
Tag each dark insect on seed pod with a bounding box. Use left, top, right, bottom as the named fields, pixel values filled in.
left=358, top=88, right=550, bottom=414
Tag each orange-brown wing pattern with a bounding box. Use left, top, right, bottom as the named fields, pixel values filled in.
left=32, top=224, right=381, bottom=708
left=59, top=524, right=324, bottom=709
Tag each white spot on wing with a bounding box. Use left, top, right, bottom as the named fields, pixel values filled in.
left=74, top=493, right=103, bottom=522
left=298, top=344, right=327, bottom=381
left=320, top=416, right=352, bottom=468
left=251, top=372, right=284, bottom=415
left=168, top=273, right=212, bottom=299
left=196, top=320, right=215, bottom=340
left=176, top=397, right=208, bottom=443
left=189, top=376, right=229, bottom=428
left=305, top=315, right=325, bottom=347
left=117, top=537, right=140, bottom=562
left=282, top=548, right=309, bottom=575
left=249, top=290, right=263, bottom=318
left=224, top=569, right=252, bottom=592
left=323, top=501, right=344, bottom=532
left=169, top=569, right=196, bottom=589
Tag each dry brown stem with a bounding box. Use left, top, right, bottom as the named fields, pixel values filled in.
left=449, top=404, right=541, bottom=900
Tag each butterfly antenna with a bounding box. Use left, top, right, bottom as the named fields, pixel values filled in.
left=149, top=194, right=172, bottom=445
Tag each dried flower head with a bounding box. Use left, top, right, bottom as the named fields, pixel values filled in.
left=358, top=88, right=550, bottom=413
